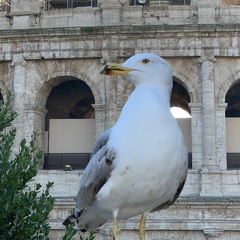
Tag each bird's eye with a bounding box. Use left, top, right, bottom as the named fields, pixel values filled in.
left=142, top=59, right=150, bottom=64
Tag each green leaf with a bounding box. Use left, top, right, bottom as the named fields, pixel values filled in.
left=0, top=92, right=55, bottom=240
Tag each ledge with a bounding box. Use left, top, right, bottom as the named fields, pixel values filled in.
left=175, top=196, right=240, bottom=205
left=1, top=24, right=240, bottom=39
left=50, top=196, right=240, bottom=232
left=52, top=196, right=240, bottom=205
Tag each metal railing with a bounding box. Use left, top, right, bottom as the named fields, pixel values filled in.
left=130, top=0, right=190, bottom=6
left=170, top=0, right=190, bottom=5
left=45, top=0, right=97, bottom=10
left=43, top=153, right=92, bottom=170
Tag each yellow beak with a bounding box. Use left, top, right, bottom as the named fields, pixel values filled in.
left=100, top=63, right=133, bottom=76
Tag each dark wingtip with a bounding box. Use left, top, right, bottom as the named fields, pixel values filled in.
left=62, top=217, right=87, bottom=234
left=62, top=215, right=76, bottom=226
left=62, top=219, right=71, bottom=226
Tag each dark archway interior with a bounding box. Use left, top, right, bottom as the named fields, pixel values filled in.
left=170, top=78, right=192, bottom=168
left=170, top=77, right=191, bottom=114
left=225, top=81, right=240, bottom=117
left=44, top=79, right=95, bottom=170
left=45, top=79, right=95, bottom=131
left=225, top=81, right=240, bottom=170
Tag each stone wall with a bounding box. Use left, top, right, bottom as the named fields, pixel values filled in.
left=0, top=0, right=240, bottom=239
left=0, top=1, right=234, bottom=30
left=1, top=0, right=240, bottom=30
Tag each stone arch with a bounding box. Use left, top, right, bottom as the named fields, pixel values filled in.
left=43, top=78, right=96, bottom=170
left=32, top=66, right=104, bottom=169
left=217, top=69, right=240, bottom=103
left=171, top=76, right=191, bottom=114
left=168, top=57, right=200, bottom=104
left=35, top=70, right=103, bottom=110
left=173, top=71, right=199, bottom=104
left=44, top=78, right=95, bottom=127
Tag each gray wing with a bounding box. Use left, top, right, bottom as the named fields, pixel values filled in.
left=91, top=127, right=112, bottom=157
left=75, top=128, right=115, bottom=214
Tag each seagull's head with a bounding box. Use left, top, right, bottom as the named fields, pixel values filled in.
left=100, top=53, right=173, bottom=92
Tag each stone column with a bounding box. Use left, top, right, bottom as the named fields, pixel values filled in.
left=92, top=104, right=106, bottom=139
left=104, top=75, right=118, bottom=130
left=98, top=58, right=118, bottom=135
left=215, top=103, right=228, bottom=170
left=198, top=55, right=218, bottom=170
left=188, top=103, right=202, bottom=170
left=11, top=53, right=27, bottom=151
left=198, top=55, right=222, bottom=197
left=25, top=104, right=48, bottom=169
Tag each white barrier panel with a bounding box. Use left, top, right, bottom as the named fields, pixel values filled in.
left=48, top=119, right=95, bottom=153
left=226, top=118, right=240, bottom=153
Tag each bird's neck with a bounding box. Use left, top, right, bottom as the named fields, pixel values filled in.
left=134, top=84, right=171, bottom=106
left=114, top=84, right=172, bottom=133
left=119, top=84, right=171, bottom=120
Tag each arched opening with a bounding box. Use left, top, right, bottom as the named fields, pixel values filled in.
left=170, top=78, right=192, bottom=168
left=225, top=80, right=240, bottom=170
left=170, top=77, right=191, bottom=114
left=44, top=78, right=95, bottom=170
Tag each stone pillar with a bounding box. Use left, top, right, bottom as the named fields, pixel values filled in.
left=198, top=55, right=218, bottom=170
left=188, top=103, right=203, bottom=170
left=203, top=228, right=223, bottom=240
left=198, top=55, right=222, bottom=197
left=98, top=58, right=118, bottom=133
left=104, top=75, right=118, bottom=130
left=215, top=103, right=228, bottom=170
left=11, top=53, right=27, bottom=151
left=25, top=104, right=48, bottom=169
left=92, top=104, right=106, bottom=139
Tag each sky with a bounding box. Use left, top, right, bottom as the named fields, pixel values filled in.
left=170, top=107, right=191, bottom=118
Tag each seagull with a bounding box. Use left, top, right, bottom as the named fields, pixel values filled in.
left=63, top=53, right=188, bottom=240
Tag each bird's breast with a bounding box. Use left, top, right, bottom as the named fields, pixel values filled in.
left=109, top=88, right=180, bottom=165
left=95, top=86, right=187, bottom=219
